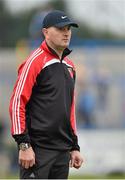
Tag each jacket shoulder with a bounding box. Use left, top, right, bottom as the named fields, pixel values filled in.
left=17, top=48, right=46, bottom=74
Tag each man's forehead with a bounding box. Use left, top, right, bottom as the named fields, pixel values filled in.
left=46, top=24, right=71, bottom=30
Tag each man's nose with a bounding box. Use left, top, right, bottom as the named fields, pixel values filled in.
left=64, top=32, right=69, bottom=36
left=64, top=29, right=70, bottom=35
left=63, top=27, right=70, bottom=32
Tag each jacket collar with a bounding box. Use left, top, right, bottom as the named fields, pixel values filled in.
left=40, top=40, right=72, bottom=60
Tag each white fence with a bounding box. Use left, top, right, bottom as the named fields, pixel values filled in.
left=69, top=129, right=125, bottom=175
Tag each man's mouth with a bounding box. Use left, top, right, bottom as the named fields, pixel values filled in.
left=63, top=39, right=69, bottom=41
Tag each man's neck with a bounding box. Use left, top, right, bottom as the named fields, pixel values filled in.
left=54, top=49, right=63, bottom=60
left=46, top=40, right=65, bottom=60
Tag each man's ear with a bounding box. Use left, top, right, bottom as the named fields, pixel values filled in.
left=42, top=28, right=48, bottom=38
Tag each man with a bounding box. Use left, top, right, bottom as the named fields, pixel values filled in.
left=9, top=10, right=83, bottom=179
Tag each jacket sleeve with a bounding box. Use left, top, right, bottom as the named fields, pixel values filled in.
left=9, top=49, right=44, bottom=144
left=70, top=68, right=80, bottom=151
left=70, top=91, right=80, bottom=151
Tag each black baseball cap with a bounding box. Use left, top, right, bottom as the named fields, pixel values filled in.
left=42, top=10, right=78, bottom=28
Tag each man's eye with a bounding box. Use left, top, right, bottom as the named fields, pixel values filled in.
left=68, top=26, right=71, bottom=30
left=56, top=26, right=71, bottom=31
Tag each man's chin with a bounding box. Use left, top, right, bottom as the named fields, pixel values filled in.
left=57, top=43, right=69, bottom=50
left=62, top=43, right=69, bottom=48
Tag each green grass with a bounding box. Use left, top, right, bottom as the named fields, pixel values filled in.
left=3, top=172, right=125, bottom=179
left=69, top=173, right=125, bottom=179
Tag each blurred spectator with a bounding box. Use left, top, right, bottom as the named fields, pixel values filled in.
left=15, top=39, right=30, bottom=68
left=0, top=117, right=6, bottom=151
left=29, top=5, right=53, bottom=49
left=77, top=85, right=96, bottom=129
left=95, top=68, right=110, bottom=111
left=15, top=5, right=53, bottom=68
left=8, top=144, right=18, bottom=175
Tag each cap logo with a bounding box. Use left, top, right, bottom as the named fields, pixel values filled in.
left=61, top=16, right=67, bottom=19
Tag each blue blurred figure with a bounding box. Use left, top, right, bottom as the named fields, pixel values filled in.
left=29, top=7, right=53, bottom=49
left=77, top=88, right=96, bottom=128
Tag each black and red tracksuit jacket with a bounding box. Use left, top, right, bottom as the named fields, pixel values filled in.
left=9, top=40, right=80, bottom=151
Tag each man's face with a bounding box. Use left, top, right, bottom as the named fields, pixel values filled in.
left=43, top=25, right=72, bottom=50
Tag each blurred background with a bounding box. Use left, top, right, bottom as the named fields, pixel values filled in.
left=0, top=0, right=125, bottom=179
